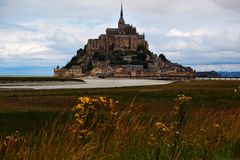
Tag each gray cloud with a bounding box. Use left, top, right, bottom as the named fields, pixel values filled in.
left=211, top=0, right=240, bottom=10
left=48, top=29, right=83, bottom=52
left=0, top=0, right=240, bottom=72
left=148, top=25, right=240, bottom=68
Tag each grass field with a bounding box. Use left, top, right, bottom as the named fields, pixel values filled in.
left=0, top=80, right=239, bottom=159
left=0, top=80, right=239, bottom=134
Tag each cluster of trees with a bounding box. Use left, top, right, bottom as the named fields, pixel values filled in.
left=196, top=71, right=221, bottom=78
left=159, top=54, right=167, bottom=62
left=64, top=48, right=86, bottom=69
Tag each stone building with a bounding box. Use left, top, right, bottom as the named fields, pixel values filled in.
left=86, top=4, right=148, bottom=55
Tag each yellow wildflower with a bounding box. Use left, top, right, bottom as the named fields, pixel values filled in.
left=156, top=122, right=166, bottom=129
left=73, top=104, right=84, bottom=111
left=177, top=94, right=192, bottom=104
left=79, top=96, right=90, bottom=104
left=71, top=96, right=118, bottom=140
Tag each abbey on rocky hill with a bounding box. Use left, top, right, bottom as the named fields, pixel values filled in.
left=54, top=4, right=194, bottom=79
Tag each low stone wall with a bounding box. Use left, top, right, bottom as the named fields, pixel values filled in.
left=54, top=66, right=83, bottom=78
left=113, top=71, right=194, bottom=79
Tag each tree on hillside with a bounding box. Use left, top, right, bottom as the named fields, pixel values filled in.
left=159, top=54, right=167, bottom=62
left=93, top=52, right=106, bottom=61
left=76, top=48, right=85, bottom=57
left=137, top=44, right=146, bottom=51
left=137, top=53, right=147, bottom=61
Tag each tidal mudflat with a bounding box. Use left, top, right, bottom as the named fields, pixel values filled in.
left=0, top=77, right=173, bottom=90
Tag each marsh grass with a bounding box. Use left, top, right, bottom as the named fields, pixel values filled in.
left=0, top=95, right=240, bottom=160
left=0, top=80, right=239, bottom=113
left=0, top=111, right=72, bottom=136
left=0, top=80, right=239, bottom=159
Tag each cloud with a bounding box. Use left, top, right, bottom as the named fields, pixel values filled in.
left=150, top=26, right=240, bottom=67
left=0, top=50, right=70, bottom=67
left=166, top=28, right=212, bottom=37
left=0, top=0, right=240, bottom=73
left=211, top=0, right=240, bottom=10
left=0, top=0, right=118, bottom=19
left=0, top=20, right=85, bottom=67
left=48, top=29, right=82, bottom=52
left=0, top=17, right=115, bottom=68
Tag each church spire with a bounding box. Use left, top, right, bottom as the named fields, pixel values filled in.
left=120, top=3, right=123, bottom=18
left=118, top=2, right=125, bottom=25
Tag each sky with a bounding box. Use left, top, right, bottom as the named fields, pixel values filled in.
left=0, top=0, right=240, bottom=75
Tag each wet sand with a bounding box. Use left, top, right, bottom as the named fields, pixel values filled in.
left=0, top=77, right=173, bottom=90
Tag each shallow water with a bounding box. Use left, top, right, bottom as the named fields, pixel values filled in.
left=0, top=78, right=173, bottom=90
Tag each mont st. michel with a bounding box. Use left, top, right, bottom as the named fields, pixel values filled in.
left=54, top=5, right=194, bottom=79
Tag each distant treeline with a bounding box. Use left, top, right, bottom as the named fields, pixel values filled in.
left=196, top=71, right=221, bottom=78
left=196, top=71, right=240, bottom=78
